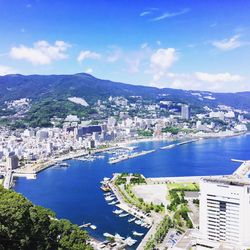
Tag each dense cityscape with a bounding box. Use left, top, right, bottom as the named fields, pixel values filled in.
left=1, top=1, right=250, bottom=250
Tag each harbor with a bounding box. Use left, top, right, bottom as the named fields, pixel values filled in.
left=13, top=134, right=250, bottom=249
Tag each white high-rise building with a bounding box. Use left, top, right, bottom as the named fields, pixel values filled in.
left=6, top=152, right=19, bottom=171
left=181, top=104, right=190, bottom=120
left=200, top=177, right=250, bottom=249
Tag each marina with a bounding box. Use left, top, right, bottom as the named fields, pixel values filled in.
left=14, top=134, right=250, bottom=249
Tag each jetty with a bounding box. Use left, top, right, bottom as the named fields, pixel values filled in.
left=108, top=175, right=153, bottom=226
left=109, top=149, right=155, bottom=164
left=160, top=139, right=200, bottom=150
left=232, top=159, right=250, bottom=178
left=1, top=170, right=36, bottom=190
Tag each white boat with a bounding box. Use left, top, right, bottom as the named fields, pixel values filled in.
left=104, top=192, right=111, bottom=196
left=90, top=224, right=97, bottom=230
left=125, top=237, right=137, bottom=246
left=97, top=155, right=105, bottom=159
left=108, top=201, right=116, bottom=205
left=105, top=196, right=115, bottom=201
left=128, top=217, right=136, bottom=223
left=56, top=162, right=69, bottom=167
left=135, top=220, right=142, bottom=225
left=79, top=222, right=91, bottom=228
left=103, top=232, right=114, bottom=238
left=113, top=209, right=123, bottom=214
left=115, top=233, right=124, bottom=241
left=119, top=213, right=129, bottom=217
left=133, top=231, right=144, bottom=237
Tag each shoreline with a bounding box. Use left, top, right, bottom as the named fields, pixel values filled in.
left=120, top=131, right=246, bottom=147
left=16, top=131, right=247, bottom=176
left=13, top=131, right=249, bottom=249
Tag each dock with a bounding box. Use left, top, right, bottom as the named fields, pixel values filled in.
left=136, top=214, right=163, bottom=250
left=232, top=159, right=250, bottom=178
left=108, top=179, right=153, bottom=225
left=1, top=170, right=37, bottom=190
left=160, top=139, right=200, bottom=150
left=109, top=149, right=155, bottom=164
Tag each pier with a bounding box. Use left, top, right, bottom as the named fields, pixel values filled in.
left=136, top=214, right=163, bottom=250
left=1, top=170, right=37, bottom=189
left=109, top=149, right=156, bottom=164
left=108, top=177, right=153, bottom=225
left=232, top=159, right=250, bottom=178
left=160, top=139, right=200, bottom=150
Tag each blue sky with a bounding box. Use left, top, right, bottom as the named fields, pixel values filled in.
left=0, top=0, right=250, bottom=92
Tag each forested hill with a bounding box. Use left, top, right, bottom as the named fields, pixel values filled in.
left=0, top=185, right=92, bottom=250
left=0, top=73, right=250, bottom=111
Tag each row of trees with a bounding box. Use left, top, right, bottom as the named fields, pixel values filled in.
left=167, top=188, right=194, bottom=229
left=0, top=186, right=92, bottom=250
left=144, top=216, right=172, bottom=250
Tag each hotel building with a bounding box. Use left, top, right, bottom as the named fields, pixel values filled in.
left=199, top=177, right=250, bottom=249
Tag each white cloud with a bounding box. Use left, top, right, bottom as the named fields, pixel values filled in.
left=127, top=58, right=141, bottom=73
left=156, top=40, right=161, bottom=46
left=107, top=48, right=122, bottom=63
left=209, top=22, right=217, bottom=28
left=0, top=65, right=17, bottom=75
left=195, top=72, right=244, bottom=82
left=150, top=48, right=178, bottom=70
left=140, top=11, right=151, bottom=17
left=153, top=71, right=246, bottom=92
left=147, top=48, right=178, bottom=84
left=140, top=43, right=148, bottom=49
left=152, top=8, right=190, bottom=21
left=10, top=40, right=70, bottom=65
left=77, top=50, right=101, bottom=63
left=212, top=35, right=243, bottom=50
left=85, top=68, right=93, bottom=74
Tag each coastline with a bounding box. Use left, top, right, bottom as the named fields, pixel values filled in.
left=13, top=131, right=250, bottom=250
left=120, top=130, right=246, bottom=147
left=16, top=131, right=246, bottom=176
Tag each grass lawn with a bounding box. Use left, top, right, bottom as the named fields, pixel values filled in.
left=167, top=182, right=199, bottom=191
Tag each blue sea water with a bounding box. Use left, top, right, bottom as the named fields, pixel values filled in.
left=14, top=134, right=250, bottom=247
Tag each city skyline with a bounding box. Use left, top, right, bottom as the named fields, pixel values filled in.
left=0, top=0, right=250, bottom=92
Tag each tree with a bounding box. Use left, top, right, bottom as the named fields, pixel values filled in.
left=0, top=186, right=91, bottom=250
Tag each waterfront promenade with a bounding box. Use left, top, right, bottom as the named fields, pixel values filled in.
left=232, top=159, right=250, bottom=178
left=109, top=174, right=153, bottom=225
left=107, top=158, right=250, bottom=250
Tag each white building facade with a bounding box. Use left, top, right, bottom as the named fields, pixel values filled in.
left=200, top=177, right=250, bottom=249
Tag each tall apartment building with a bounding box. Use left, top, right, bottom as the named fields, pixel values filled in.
left=181, top=104, right=190, bottom=120
left=6, top=152, right=19, bottom=171
left=200, top=177, right=250, bottom=249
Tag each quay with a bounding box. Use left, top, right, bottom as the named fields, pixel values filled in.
left=136, top=214, right=163, bottom=250
left=146, top=175, right=229, bottom=185
left=160, top=139, right=200, bottom=150
left=1, top=170, right=36, bottom=190
left=232, top=159, right=250, bottom=178
left=108, top=175, right=153, bottom=225
left=109, top=149, right=156, bottom=164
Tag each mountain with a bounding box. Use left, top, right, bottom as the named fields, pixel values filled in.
left=0, top=73, right=249, bottom=127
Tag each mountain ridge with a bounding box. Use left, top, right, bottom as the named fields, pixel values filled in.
left=0, top=73, right=250, bottom=112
